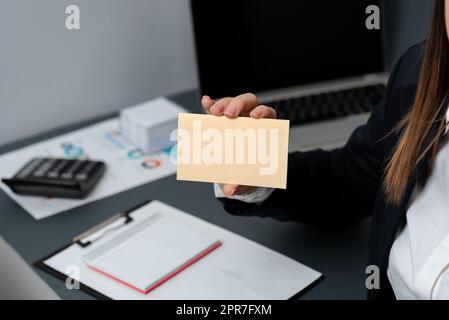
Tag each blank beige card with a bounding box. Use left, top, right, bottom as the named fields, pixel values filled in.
left=176, top=113, right=289, bottom=189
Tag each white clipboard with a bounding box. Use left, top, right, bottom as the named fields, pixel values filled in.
left=36, top=200, right=322, bottom=300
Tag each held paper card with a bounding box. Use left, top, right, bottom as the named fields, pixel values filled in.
left=176, top=114, right=289, bottom=189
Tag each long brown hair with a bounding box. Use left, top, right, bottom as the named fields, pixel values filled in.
left=384, top=0, right=449, bottom=205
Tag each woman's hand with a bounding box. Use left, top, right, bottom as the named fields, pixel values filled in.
left=201, top=93, right=277, bottom=197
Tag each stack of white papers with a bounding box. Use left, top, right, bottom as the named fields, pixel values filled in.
left=120, top=98, right=185, bottom=154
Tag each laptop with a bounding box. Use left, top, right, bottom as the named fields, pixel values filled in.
left=190, top=0, right=387, bottom=150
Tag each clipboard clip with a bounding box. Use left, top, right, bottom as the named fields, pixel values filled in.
left=73, top=200, right=151, bottom=248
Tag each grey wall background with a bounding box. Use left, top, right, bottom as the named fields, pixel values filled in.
left=0, top=0, right=434, bottom=146
left=0, top=0, right=198, bottom=146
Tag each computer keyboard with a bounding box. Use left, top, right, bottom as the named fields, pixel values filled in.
left=265, top=84, right=386, bottom=125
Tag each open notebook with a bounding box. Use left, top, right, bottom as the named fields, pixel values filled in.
left=81, top=212, right=222, bottom=294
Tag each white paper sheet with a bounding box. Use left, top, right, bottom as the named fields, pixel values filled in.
left=44, top=201, right=322, bottom=300
left=0, top=119, right=176, bottom=220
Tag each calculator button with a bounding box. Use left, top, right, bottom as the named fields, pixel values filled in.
left=16, top=158, right=44, bottom=179
left=46, top=160, right=71, bottom=179
left=32, top=159, right=57, bottom=178
left=75, top=162, right=97, bottom=181
left=56, top=159, right=70, bottom=170
left=60, top=172, right=73, bottom=179
left=68, top=160, right=85, bottom=172
left=61, top=160, right=85, bottom=179
left=46, top=171, right=59, bottom=178
left=75, top=172, right=88, bottom=181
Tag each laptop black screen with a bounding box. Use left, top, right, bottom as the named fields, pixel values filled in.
left=191, top=0, right=384, bottom=98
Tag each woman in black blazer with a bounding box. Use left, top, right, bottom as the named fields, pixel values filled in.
left=201, top=0, right=449, bottom=300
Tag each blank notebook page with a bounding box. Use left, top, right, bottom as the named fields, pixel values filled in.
left=82, top=213, right=221, bottom=294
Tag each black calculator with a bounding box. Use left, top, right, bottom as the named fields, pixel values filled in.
left=1, top=158, right=106, bottom=199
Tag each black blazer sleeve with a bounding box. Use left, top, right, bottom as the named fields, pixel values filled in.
left=218, top=44, right=423, bottom=227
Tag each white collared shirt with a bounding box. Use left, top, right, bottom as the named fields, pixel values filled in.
left=386, top=109, right=449, bottom=300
